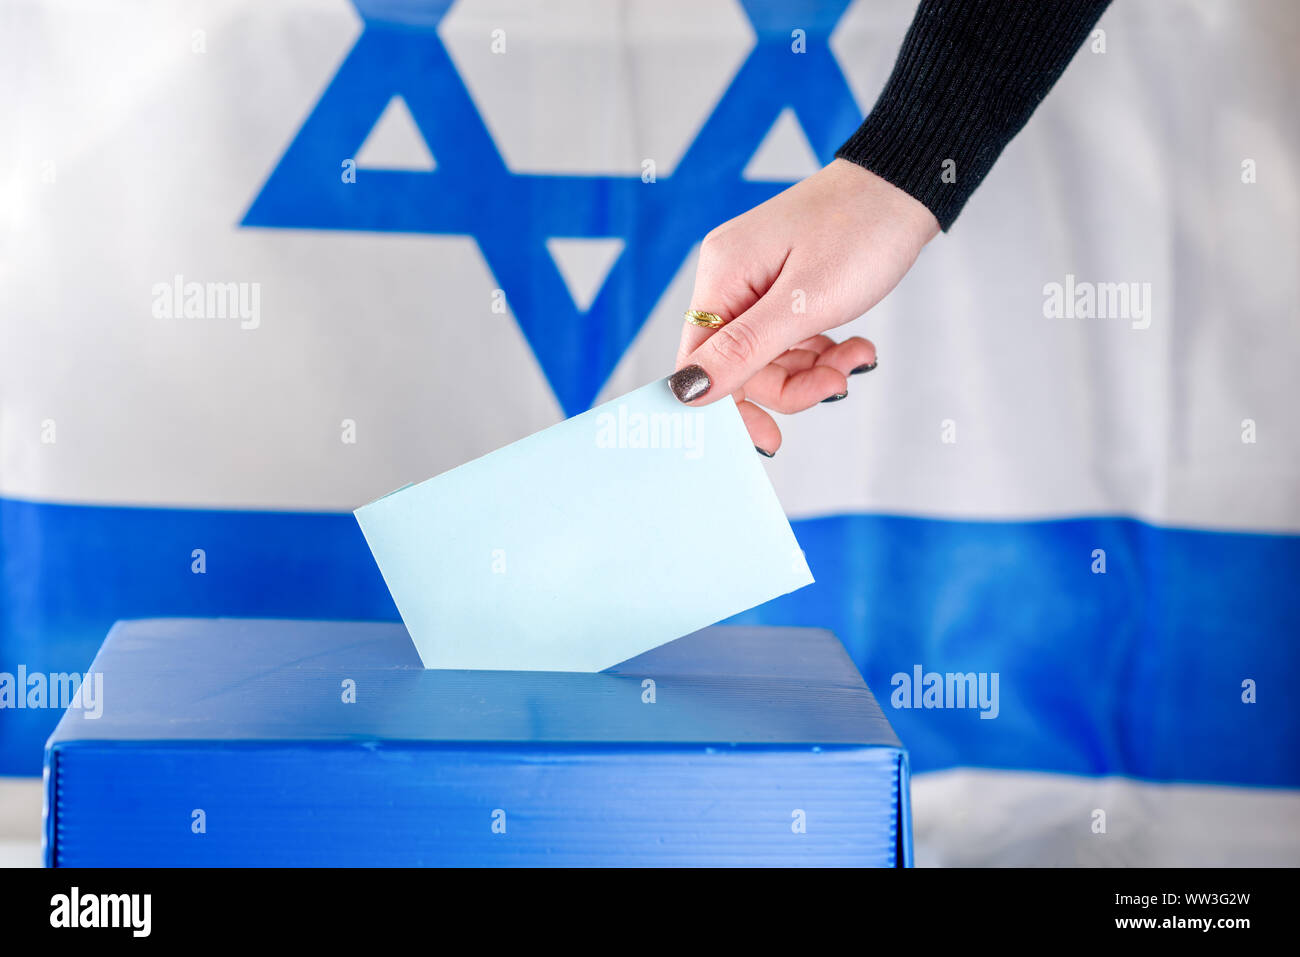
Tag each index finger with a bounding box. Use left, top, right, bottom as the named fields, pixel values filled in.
left=675, top=304, right=736, bottom=368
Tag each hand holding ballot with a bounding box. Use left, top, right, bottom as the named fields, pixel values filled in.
left=669, top=159, right=940, bottom=454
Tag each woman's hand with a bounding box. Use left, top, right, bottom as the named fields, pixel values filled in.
left=671, top=158, right=940, bottom=455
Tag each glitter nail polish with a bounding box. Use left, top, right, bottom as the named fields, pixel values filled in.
left=669, top=364, right=711, bottom=403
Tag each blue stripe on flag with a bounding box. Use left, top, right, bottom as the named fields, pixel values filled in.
left=734, top=514, right=1299, bottom=790
left=2, top=498, right=1296, bottom=783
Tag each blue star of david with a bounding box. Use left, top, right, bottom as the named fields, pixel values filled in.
left=242, top=0, right=864, bottom=415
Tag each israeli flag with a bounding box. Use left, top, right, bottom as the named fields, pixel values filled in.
left=2, top=0, right=1297, bottom=865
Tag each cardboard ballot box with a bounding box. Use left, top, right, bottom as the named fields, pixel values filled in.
left=44, top=619, right=911, bottom=867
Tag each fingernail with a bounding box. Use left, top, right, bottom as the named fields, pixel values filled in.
left=754, top=445, right=775, bottom=458
left=669, top=364, right=710, bottom=403
left=850, top=361, right=878, bottom=375
left=821, top=391, right=848, bottom=403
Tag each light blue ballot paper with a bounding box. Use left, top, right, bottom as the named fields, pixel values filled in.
left=355, top=378, right=814, bottom=671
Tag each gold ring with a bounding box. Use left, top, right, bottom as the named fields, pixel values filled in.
left=684, top=309, right=725, bottom=329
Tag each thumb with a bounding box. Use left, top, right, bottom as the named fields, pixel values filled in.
left=669, top=282, right=806, bottom=405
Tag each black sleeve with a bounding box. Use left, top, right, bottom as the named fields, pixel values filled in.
left=835, top=0, right=1112, bottom=231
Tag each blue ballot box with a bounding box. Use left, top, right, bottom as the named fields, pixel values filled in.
left=44, top=619, right=911, bottom=867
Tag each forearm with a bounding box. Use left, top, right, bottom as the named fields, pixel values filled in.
left=836, top=0, right=1112, bottom=231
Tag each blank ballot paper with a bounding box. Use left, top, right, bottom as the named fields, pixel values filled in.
left=355, top=377, right=814, bottom=671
